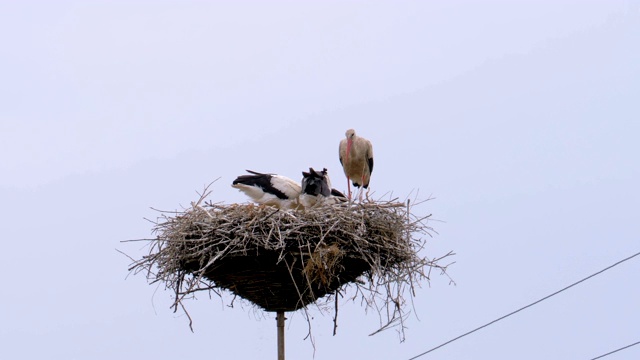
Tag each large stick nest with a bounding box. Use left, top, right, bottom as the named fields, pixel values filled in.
left=128, top=186, right=453, bottom=335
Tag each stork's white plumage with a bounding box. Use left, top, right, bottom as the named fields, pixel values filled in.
left=232, top=170, right=302, bottom=210
left=299, top=167, right=347, bottom=208
left=339, top=129, right=374, bottom=201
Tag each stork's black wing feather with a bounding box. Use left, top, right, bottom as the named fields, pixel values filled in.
left=232, top=170, right=289, bottom=200
left=330, top=188, right=347, bottom=199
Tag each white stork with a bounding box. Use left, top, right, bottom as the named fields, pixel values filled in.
left=338, top=129, right=374, bottom=201
left=299, top=167, right=347, bottom=208
left=231, top=170, right=302, bottom=210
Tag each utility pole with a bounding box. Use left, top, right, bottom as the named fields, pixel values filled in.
left=277, top=311, right=285, bottom=360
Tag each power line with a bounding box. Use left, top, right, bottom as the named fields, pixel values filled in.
left=407, top=250, right=640, bottom=360
left=589, top=340, right=640, bottom=360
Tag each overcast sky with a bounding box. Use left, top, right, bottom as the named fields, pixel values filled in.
left=1, top=1, right=639, bottom=359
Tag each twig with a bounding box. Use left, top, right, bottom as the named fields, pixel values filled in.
left=333, top=291, right=339, bottom=336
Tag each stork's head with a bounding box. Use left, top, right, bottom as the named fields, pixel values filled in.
left=321, top=168, right=331, bottom=189
left=345, top=129, right=356, bottom=160
left=345, top=129, right=356, bottom=139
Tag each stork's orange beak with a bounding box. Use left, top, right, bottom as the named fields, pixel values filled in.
left=346, top=138, right=352, bottom=162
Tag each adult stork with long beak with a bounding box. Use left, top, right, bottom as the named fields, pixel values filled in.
left=339, top=129, right=374, bottom=201
left=232, top=170, right=302, bottom=210
left=299, top=167, right=347, bottom=208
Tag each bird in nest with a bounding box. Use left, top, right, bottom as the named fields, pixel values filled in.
left=232, top=168, right=346, bottom=210
left=339, top=128, right=374, bottom=201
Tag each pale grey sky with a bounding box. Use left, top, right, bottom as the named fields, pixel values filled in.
left=1, top=1, right=639, bottom=359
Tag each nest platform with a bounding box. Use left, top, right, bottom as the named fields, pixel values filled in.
left=129, top=191, right=451, bottom=332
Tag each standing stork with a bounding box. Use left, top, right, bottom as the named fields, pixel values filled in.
left=339, top=129, right=374, bottom=201
left=232, top=170, right=302, bottom=210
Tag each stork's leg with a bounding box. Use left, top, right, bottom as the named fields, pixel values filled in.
left=359, top=175, right=367, bottom=202
left=347, top=177, right=352, bottom=201
left=362, top=175, right=370, bottom=202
